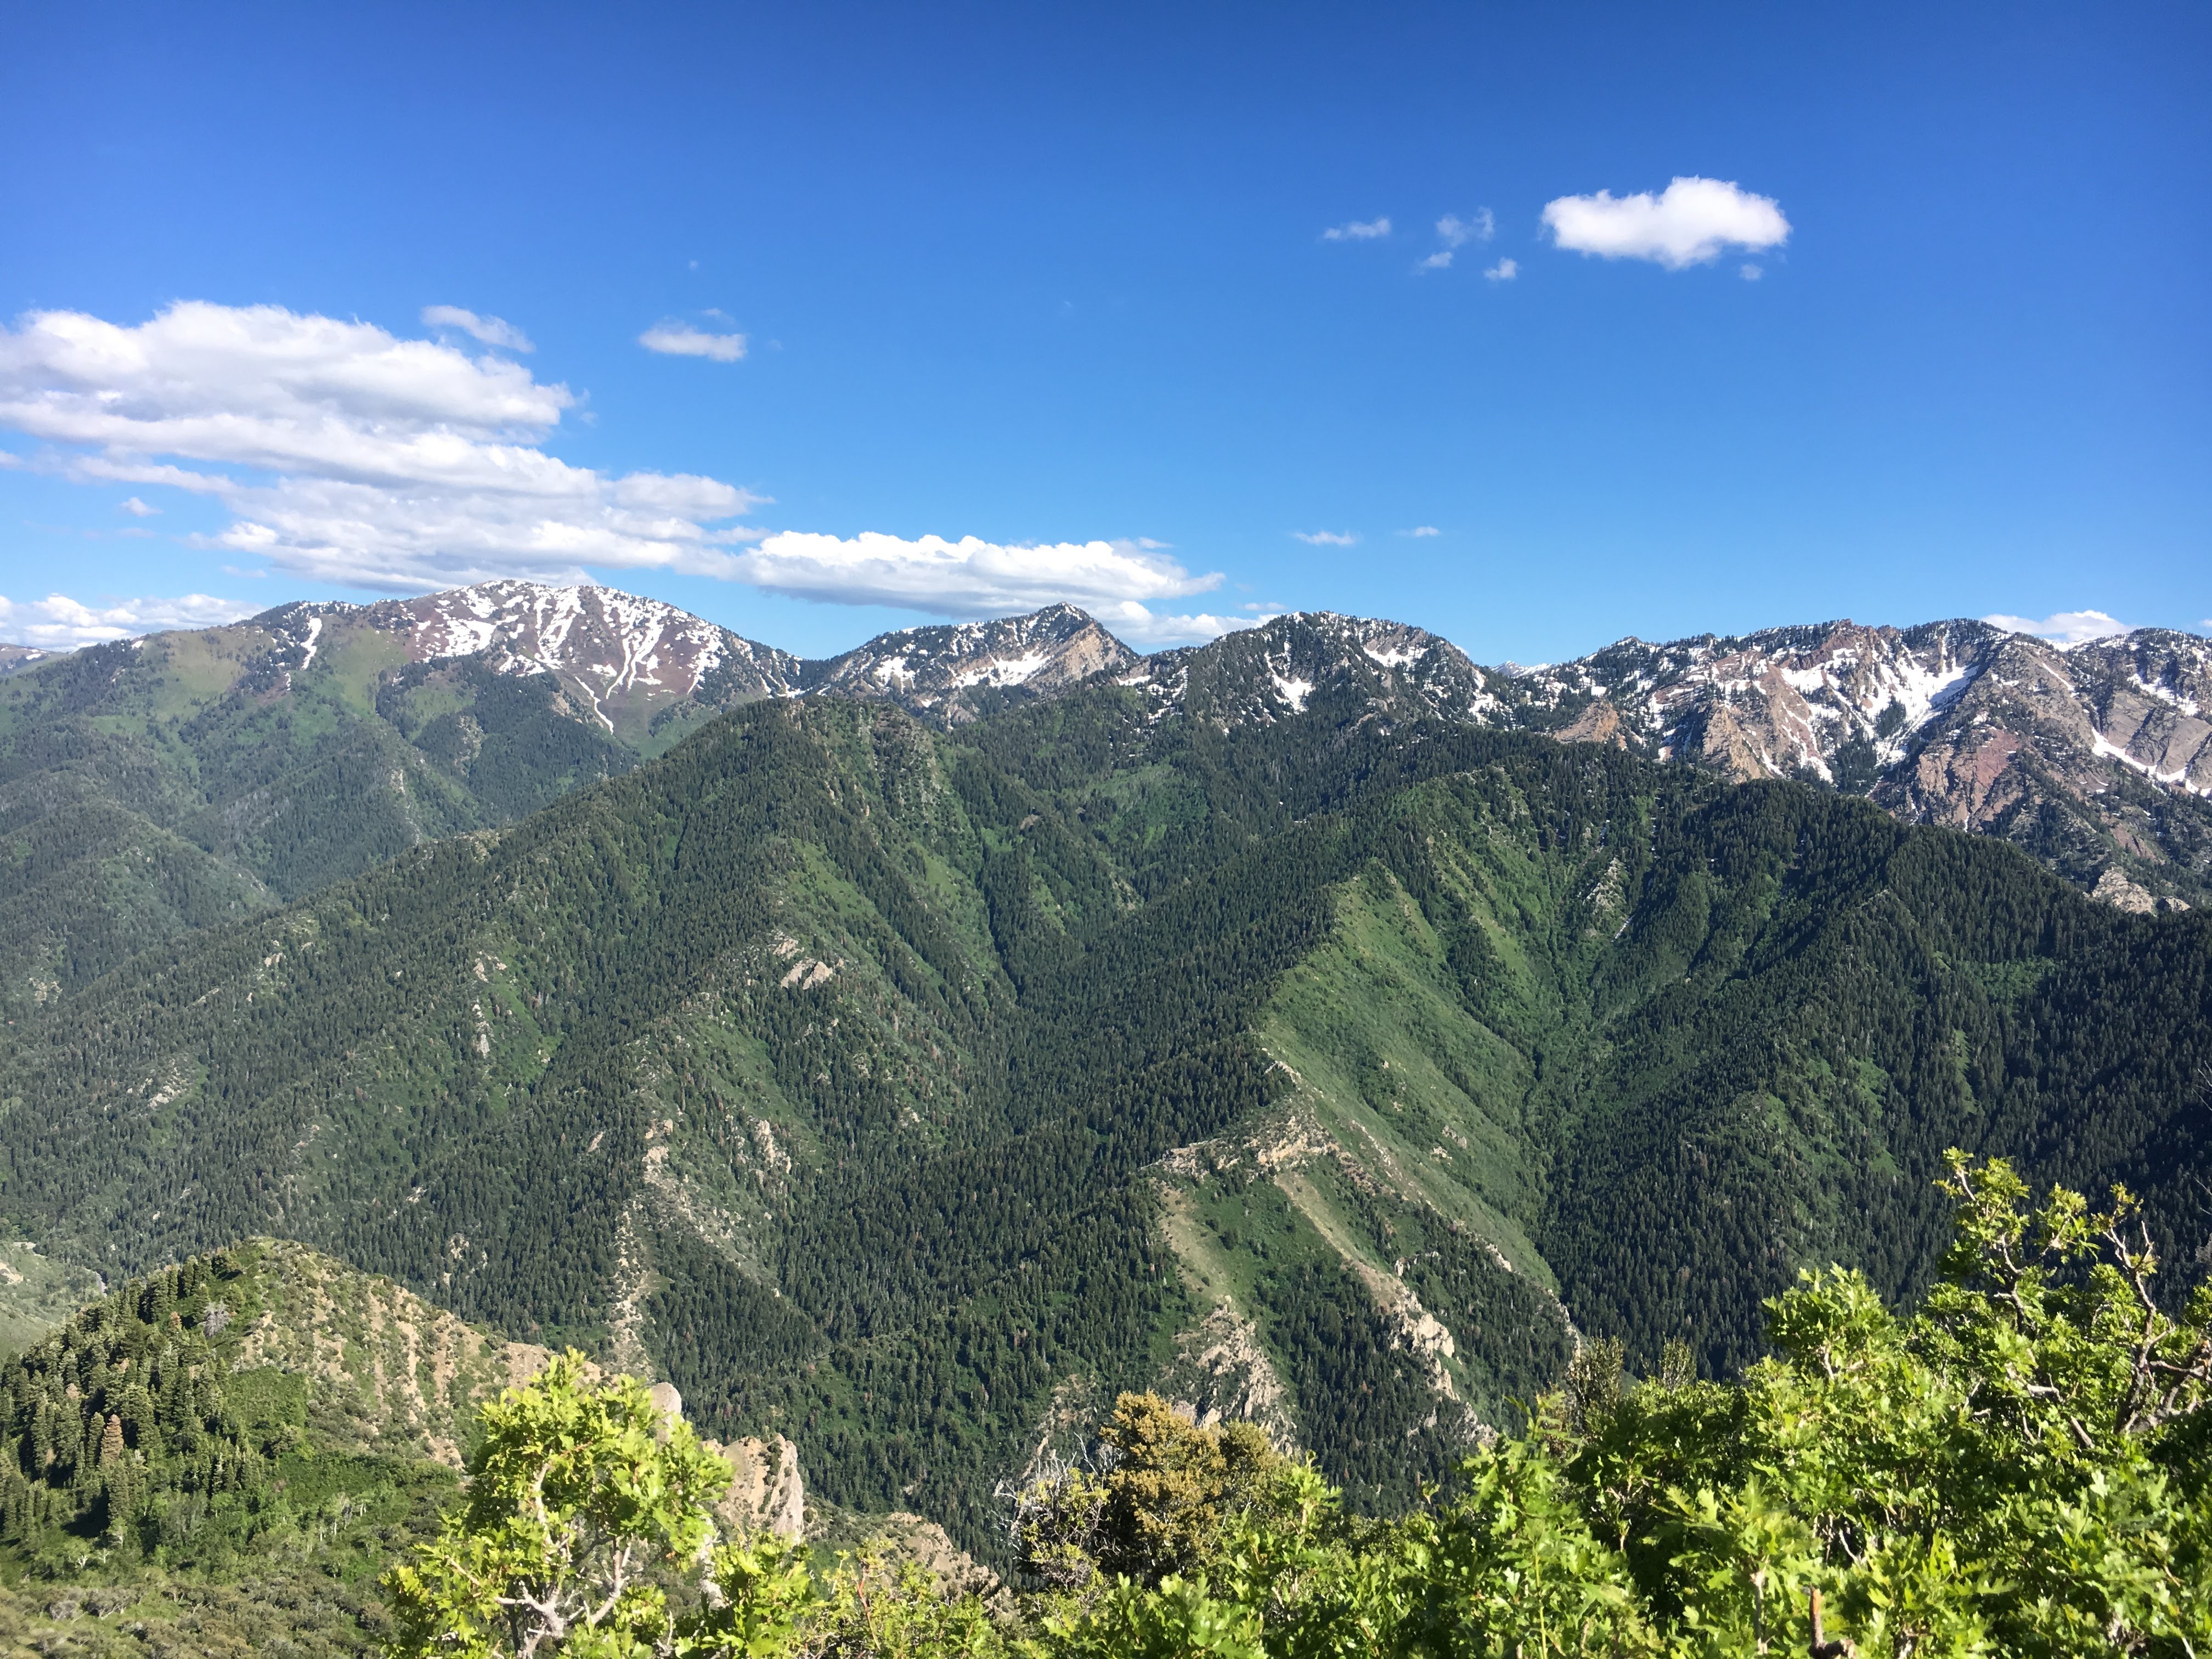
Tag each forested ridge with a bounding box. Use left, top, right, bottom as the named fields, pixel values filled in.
left=1, top=675, right=2207, bottom=1561
left=0, top=620, right=644, bottom=1023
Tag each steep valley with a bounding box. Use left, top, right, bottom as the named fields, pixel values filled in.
left=2, top=666, right=2206, bottom=1559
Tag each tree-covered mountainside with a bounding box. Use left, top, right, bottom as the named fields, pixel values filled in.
left=7, top=586, right=2205, bottom=1029
left=0, top=590, right=1127, bottom=1023
left=2, top=665, right=2205, bottom=1560
left=0, top=1241, right=528, bottom=1658
left=0, top=1242, right=856, bottom=1659
left=0, top=615, right=639, bottom=1020
left=10, top=1161, right=2211, bottom=1659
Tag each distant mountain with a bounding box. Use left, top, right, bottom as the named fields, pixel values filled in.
left=1128, top=612, right=1499, bottom=729
left=799, top=602, right=1135, bottom=725
left=1093, top=608, right=2209, bottom=907
left=3, top=588, right=2207, bottom=1026
left=0, top=587, right=1115, bottom=1017
left=1487, top=618, right=2212, bottom=909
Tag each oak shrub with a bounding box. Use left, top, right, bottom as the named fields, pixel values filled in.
left=387, top=1155, right=2212, bottom=1658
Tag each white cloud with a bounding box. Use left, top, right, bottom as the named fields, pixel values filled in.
left=1984, top=609, right=2132, bottom=648
left=117, top=495, right=159, bottom=516
left=1740, top=264, right=1763, bottom=281
left=1542, top=176, right=1789, bottom=269
left=0, top=590, right=257, bottom=648
left=1322, top=218, right=1391, bottom=241
left=1436, top=210, right=1494, bottom=248
left=639, top=321, right=748, bottom=362
left=1400, top=526, right=1441, bottom=538
left=1415, top=251, right=1453, bottom=272
left=0, top=301, right=1227, bottom=631
left=0, top=301, right=768, bottom=591
left=1292, top=530, right=1358, bottom=546
left=420, top=305, right=534, bottom=352
left=1484, top=258, right=1518, bottom=282
left=729, top=531, right=1233, bottom=645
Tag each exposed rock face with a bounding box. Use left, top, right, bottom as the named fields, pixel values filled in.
left=1868, top=629, right=2212, bottom=906
left=1483, top=619, right=2212, bottom=908
left=250, top=584, right=803, bottom=747
left=247, top=588, right=1134, bottom=737
left=799, top=602, right=1136, bottom=726
left=1156, top=1301, right=1297, bottom=1452
left=1132, top=612, right=1499, bottom=730
left=709, top=1432, right=807, bottom=1541
left=645, top=1376, right=805, bottom=1539
left=1493, top=619, right=2002, bottom=779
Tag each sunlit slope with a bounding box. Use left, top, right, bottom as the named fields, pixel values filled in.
left=0, top=622, right=637, bottom=1017
left=1, top=693, right=2205, bottom=1555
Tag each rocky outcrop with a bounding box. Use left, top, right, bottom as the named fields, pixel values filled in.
left=1156, top=1301, right=1297, bottom=1452
left=710, top=1430, right=807, bottom=1541
left=644, top=1379, right=806, bottom=1541
left=1483, top=618, right=2212, bottom=908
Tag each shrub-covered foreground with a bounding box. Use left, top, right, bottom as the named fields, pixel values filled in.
left=372, top=1154, right=2212, bottom=1659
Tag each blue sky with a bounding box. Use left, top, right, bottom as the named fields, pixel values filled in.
left=1, top=1, right=2206, bottom=662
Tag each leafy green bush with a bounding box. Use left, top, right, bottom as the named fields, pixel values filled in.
left=389, top=1154, right=2212, bottom=1659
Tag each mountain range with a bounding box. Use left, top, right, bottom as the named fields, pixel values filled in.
left=2, top=584, right=2204, bottom=1023
left=1, top=582, right=2207, bottom=1562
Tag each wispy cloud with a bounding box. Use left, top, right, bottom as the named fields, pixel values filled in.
left=1322, top=217, right=1391, bottom=241
left=639, top=320, right=748, bottom=362
left=1415, top=251, right=1453, bottom=273
left=1436, top=210, right=1494, bottom=248
left=730, top=531, right=1232, bottom=645
left=1984, top=608, right=2132, bottom=647
left=420, top=304, right=535, bottom=352
left=1292, top=529, right=1358, bottom=546
left=117, top=495, right=159, bottom=516
left=1542, top=176, right=1789, bottom=269
left=0, top=590, right=257, bottom=649
left=1398, top=526, right=1441, bottom=538
left=1740, top=264, right=1764, bottom=281
left=1483, top=258, right=1518, bottom=282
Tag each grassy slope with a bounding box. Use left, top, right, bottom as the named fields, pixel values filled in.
left=0, top=620, right=638, bottom=1020
left=0, top=1241, right=552, bottom=1659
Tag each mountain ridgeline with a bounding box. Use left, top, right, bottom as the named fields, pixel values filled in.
left=2, top=638, right=2207, bottom=1559
left=0, top=587, right=1129, bottom=1020
left=4, top=585, right=2206, bottom=1028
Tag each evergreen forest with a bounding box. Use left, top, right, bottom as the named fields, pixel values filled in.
left=1, top=665, right=2205, bottom=1577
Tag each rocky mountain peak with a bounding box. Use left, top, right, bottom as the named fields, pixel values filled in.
left=1127, top=610, right=1498, bottom=728
left=802, top=601, right=1137, bottom=725
left=1489, top=615, right=2208, bottom=907
left=0, top=642, right=54, bottom=679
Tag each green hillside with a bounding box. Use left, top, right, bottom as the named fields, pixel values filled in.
left=2, top=685, right=2206, bottom=1559
left=0, top=1240, right=547, bottom=1658
left=0, top=620, right=639, bottom=1022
